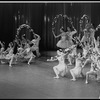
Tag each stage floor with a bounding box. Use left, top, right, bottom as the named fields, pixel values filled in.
left=0, top=51, right=100, bottom=99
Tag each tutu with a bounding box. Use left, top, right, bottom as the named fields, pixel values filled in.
left=54, top=55, right=68, bottom=76
left=57, top=39, right=73, bottom=49
left=71, top=59, right=82, bottom=76
left=24, top=52, right=33, bottom=59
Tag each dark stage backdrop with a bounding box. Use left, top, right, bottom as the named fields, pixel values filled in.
left=91, top=3, right=100, bottom=39
left=0, top=3, right=44, bottom=49
left=0, top=3, right=99, bottom=51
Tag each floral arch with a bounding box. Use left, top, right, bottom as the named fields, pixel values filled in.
left=15, top=24, right=34, bottom=41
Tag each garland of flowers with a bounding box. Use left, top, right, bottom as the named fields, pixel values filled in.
left=15, top=24, right=34, bottom=39
left=52, top=14, right=75, bottom=37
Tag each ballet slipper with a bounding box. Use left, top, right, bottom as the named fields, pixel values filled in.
left=28, top=62, right=30, bottom=65
left=54, top=76, right=59, bottom=79
left=71, top=78, right=76, bottom=81
left=9, top=65, right=12, bottom=67
left=85, top=81, right=88, bottom=84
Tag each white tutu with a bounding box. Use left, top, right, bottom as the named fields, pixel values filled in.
left=57, top=39, right=73, bottom=49
left=71, top=59, right=82, bottom=76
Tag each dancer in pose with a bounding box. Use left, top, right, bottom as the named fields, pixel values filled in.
left=94, top=36, right=100, bottom=55
left=67, top=45, right=77, bottom=65
left=0, top=42, right=14, bottom=67
left=85, top=54, right=100, bottom=84
left=53, top=26, right=77, bottom=49
left=0, top=41, right=5, bottom=54
left=47, top=49, right=68, bottom=79
left=30, top=33, right=41, bottom=57
left=19, top=43, right=36, bottom=65
left=81, top=28, right=90, bottom=46
left=82, top=42, right=90, bottom=58
left=70, top=52, right=84, bottom=81
left=12, top=39, right=20, bottom=63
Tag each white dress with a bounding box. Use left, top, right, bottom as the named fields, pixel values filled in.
left=71, top=58, right=82, bottom=76
left=24, top=47, right=33, bottom=59
left=83, top=48, right=88, bottom=58
left=5, top=48, right=14, bottom=59
left=55, top=55, right=68, bottom=76
left=57, top=32, right=74, bottom=49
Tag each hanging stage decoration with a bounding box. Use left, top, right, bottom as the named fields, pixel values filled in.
left=52, top=14, right=75, bottom=37
left=15, top=24, right=34, bottom=40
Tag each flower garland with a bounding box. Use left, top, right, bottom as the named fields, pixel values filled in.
left=15, top=24, right=34, bottom=39
left=52, top=14, right=74, bottom=37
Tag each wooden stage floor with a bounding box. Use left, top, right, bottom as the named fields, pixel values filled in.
left=0, top=51, right=100, bottom=99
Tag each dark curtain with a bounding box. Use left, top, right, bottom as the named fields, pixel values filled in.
left=91, top=3, right=100, bottom=39
left=0, top=4, right=14, bottom=48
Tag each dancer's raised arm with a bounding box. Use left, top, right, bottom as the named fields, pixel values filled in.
left=52, top=29, right=64, bottom=38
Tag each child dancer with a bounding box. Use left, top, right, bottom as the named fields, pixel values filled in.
left=19, top=43, right=36, bottom=65
left=31, top=33, right=41, bottom=57
left=85, top=53, right=100, bottom=84
left=53, top=27, right=77, bottom=49
left=1, top=42, right=14, bottom=67
left=47, top=49, right=68, bottom=79
left=70, top=52, right=84, bottom=81
left=67, top=45, right=77, bottom=65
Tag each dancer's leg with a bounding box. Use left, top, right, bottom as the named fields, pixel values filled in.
left=28, top=56, right=33, bottom=65
left=68, top=55, right=72, bottom=65
left=36, top=48, right=40, bottom=57
left=70, top=69, right=76, bottom=81
left=9, top=55, right=14, bottom=67
left=53, top=67, right=59, bottom=79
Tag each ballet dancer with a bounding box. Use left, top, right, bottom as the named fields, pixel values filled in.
left=67, top=45, right=77, bottom=65
left=85, top=55, right=100, bottom=84
left=47, top=49, right=68, bottom=79
left=30, top=32, right=41, bottom=57
left=70, top=52, right=84, bottom=81
left=0, top=42, right=14, bottom=67
left=19, top=43, right=36, bottom=65
left=53, top=26, right=77, bottom=49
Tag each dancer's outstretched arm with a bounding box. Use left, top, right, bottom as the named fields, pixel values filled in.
left=71, top=28, right=77, bottom=36
left=47, top=56, right=58, bottom=61
left=52, top=31, right=62, bottom=38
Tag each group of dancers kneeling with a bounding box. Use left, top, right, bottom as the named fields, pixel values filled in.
left=47, top=37, right=100, bottom=84
left=0, top=33, right=41, bottom=67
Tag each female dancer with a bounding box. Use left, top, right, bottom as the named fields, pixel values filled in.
left=0, top=42, right=14, bottom=67
left=94, top=36, right=100, bottom=55
left=67, top=45, right=77, bottom=65
left=70, top=52, right=84, bottom=81
left=82, top=42, right=90, bottom=58
left=30, top=33, right=41, bottom=57
left=81, top=28, right=90, bottom=46
left=47, top=49, right=68, bottom=79
left=19, top=43, right=36, bottom=65
left=53, top=26, right=77, bottom=49
left=85, top=53, right=100, bottom=84
left=0, top=41, right=5, bottom=54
